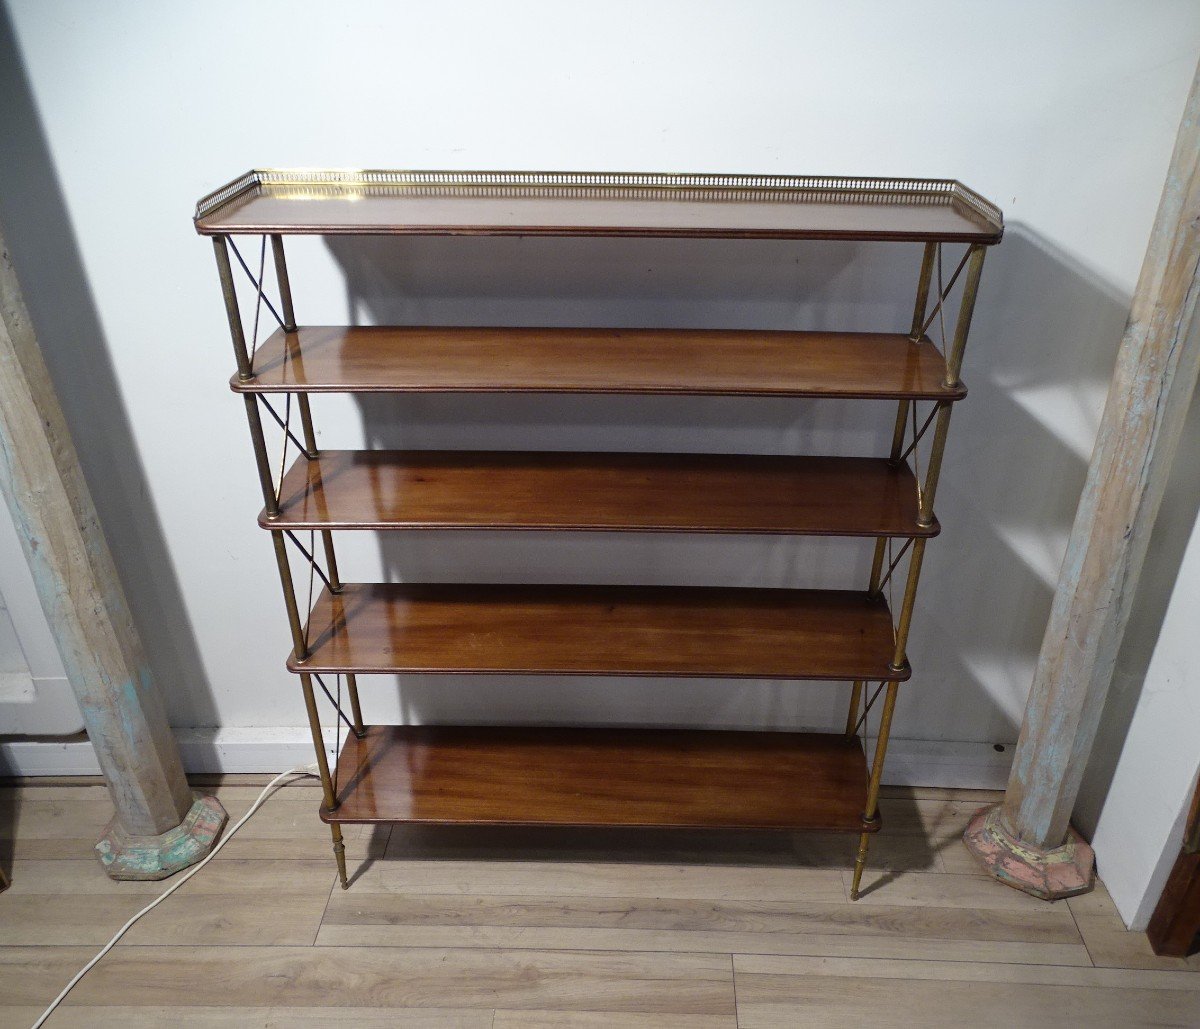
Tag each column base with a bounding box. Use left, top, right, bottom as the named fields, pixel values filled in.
left=963, top=804, right=1095, bottom=900
left=95, top=791, right=228, bottom=880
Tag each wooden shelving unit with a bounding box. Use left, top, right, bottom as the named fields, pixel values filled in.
left=195, top=170, right=1002, bottom=899
left=267, top=451, right=936, bottom=536
left=326, top=726, right=873, bottom=833
left=232, top=326, right=967, bottom=398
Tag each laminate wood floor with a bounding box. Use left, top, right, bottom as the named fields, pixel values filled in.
left=0, top=778, right=1196, bottom=1027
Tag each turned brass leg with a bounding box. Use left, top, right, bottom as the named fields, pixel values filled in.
left=850, top=681, right=899, bottom=901
left=331, top=823, right=349, bottom=889
left=851, top=830, right=873, bottom=899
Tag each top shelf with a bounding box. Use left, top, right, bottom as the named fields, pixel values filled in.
left=194, top=170, right=1004, bottom=243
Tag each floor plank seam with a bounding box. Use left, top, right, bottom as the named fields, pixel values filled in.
left=314, top=866, right=341, bottom=946
left=731, top=951, right=742, bottom=1029
left=730, top=951, right=1200, bottom=978
left=1065, top=899, right=1101, bottom=969
left=307, top=943, right=1091, bottom=961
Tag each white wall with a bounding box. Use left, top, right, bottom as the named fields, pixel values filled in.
left=1, top=0, right=1199, bottom=906
left=1075, top=345, right=1200, bottom=928
left=1092, top=487, right=1200, bottom=928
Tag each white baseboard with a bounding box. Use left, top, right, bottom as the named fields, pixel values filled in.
left=1, top=728, right=1013, bottom=789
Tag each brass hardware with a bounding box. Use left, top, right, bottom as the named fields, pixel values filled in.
left=917, top=405, right=953, bottom=527
left=213, top=235, right=251, bottom=379
left=889, top=538, right=927, bottom=671
left=299, top=671, right=337, bottom=808
left=867, top=538, right=888, bottom=598
left=195, top=170, right=1006, bottom=234
left=298, top=401, right=320, bottom=462
left=331, top=822, right=349, bottom=889
left=909, top=242, right=936, bottom=341
left=844, top=681, right=864, bottom=739
left=242, top=396, right=281, bottom=519
left=268, top=235, right=360, bottom=736
left=888, top=401, right=911, bottom=467
left=944, top=244, right=987, bottom=388
left=270, top=529, right=309, bottom=661
left=299, top=670, right=350, bottom=887
left=851, top=680, right=900, bottom=901
left=346, top=673, right=366, bottom=737
left=849, top=240, right=986, bottom=892
left=269, top=235, right=297, bottom=332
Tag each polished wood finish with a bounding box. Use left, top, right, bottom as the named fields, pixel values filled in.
left=267, top=451, right=938, bottom=537
left=233, top=326, right=967, bottom=400
left=194, top=172, right=1003, bottom=242
left=291, top=583, right=906, bottom=681
left=322, top=725, right=874, bottom=832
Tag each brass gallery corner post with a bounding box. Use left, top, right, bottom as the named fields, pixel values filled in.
left=0, top=220, right=227, bottom=880
left=194, top=170, right=1001, bottom=895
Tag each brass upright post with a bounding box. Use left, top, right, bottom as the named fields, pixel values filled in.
left=916, top=245, right=985, bottom=526
left=269, top=235, right=363, bottom=736
left=848, top=538, right=889, bottom=737
left=213, top=236, right=251, bottom=379
left=917, top=406, right=951, bottom=528
left=851, top=242, right=938, bottom=738
left=851, top=680, right=900, bottom=900
left=270, top=529, right=310, bottom=661
left=214, top=236, right=280, bottom=518
left=886, top=242, right=938, bottom=467
left=214, top=234, right=348, bottom=883
left=943, top=245, right=987, bottom=389
left=889, top=538, right=927, bottom=672
left=844, top=682, right=864, bottom=739
left=269, top=235, right=297, bottom=332
left=268, top=239, right=344, bottom=594
left=850, top=242, right=982, bottom=896
left=299, top=669, right=348, bottom=888
left=909, top=242, right=937, bottom=342
left=270, top=234, right=319, bottom=461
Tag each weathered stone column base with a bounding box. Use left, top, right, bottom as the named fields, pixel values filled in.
left=95, top=792, right=228, bottom=880
left=963, top=804, right=1095, bottom=900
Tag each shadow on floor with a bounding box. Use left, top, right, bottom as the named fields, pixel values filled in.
left=345, top=789, right=944, bottom=894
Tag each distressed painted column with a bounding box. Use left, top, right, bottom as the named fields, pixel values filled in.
left=0, top=221, right=226, bottom=879
left=965, top=60, right=1200, bottom=899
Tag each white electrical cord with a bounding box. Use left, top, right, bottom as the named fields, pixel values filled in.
left=30, top=766, right=320, bottom=1029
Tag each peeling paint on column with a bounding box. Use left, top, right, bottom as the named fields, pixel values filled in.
left=967, top=62, right=1200, bottom=895
left=0, top=221, right=227, bottom=878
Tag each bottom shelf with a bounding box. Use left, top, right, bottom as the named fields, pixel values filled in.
left=322, top=725, right=876, bottom=833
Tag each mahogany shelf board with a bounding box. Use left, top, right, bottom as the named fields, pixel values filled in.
left=266, top=450, right=939, bottom=537
left=232, top=326, right=967, bottom=400
left=321, top=724, right=875, bottom=832
left=290, top=583, right=908, bottom=681
left=194, top=170, right=1002, bottom=243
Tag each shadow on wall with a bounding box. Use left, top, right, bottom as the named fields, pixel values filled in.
left=0, top=9, right=216, bottom=728
left=1074, top=361, right=1200, bottom=837
left=320, top=222, right=1155, bottom=760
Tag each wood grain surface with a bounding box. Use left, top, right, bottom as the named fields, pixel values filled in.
left=266, top=451, right=937, bottom=536
left=322, top=725, right=872, bottom=832
left=232, top=326, right=967, bottom=399
left=3, top=779, right=1194, bottom=1028
left=290, top=583, right=907, bottom=680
